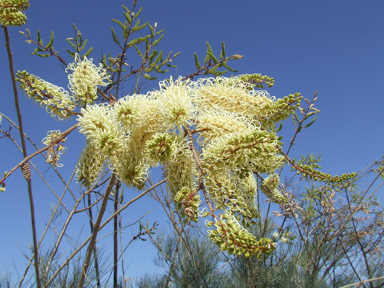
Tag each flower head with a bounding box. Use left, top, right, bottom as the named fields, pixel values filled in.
left=157, top=76, right=194, bottom=127
left=66, top=54, right=111, bottom=105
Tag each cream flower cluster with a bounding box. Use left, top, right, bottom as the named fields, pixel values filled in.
left=17, top=54, right=112, bottom=121
left=75, top=75, right=301, bottom=257
left=66, top=54, right=111, bottom=105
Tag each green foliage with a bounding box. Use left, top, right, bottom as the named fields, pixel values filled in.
left=190, top=41, right=239, bottom=78
left=66, top=24, right=93, bottom=59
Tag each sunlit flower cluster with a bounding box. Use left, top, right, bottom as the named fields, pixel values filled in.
left=74, top=75, right=302, bottom=257
left=21, top=65, right=303, bottom=257
left=0, top=0, right=29, bottom=27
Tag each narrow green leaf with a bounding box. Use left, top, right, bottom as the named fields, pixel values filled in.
left=276, top=122, right=283, bottom=132
left=79, top=38, right=88, bottom=51
left=166, top=64, right=177, bottom=68
left=82, top=47, right=93, bottom=58
left=155, top=28, right=165, bottom=36
left=78, top=34, right=83, bottom=48
left=37, top=53, right=50, bottom=58
left=144, top=37, right=149, bottom=58
left=66, top=49, right=76, bottom=58
left=148, top=50, right=158, bottom=64
left=134, top=7, right=143, bottom=19
left=155, top=66, right=168, bottom=74
left=132, top=19, right=149, bottom=32
left=37, top=29, right=41, bottom=43
left=152, top=34, right=163, bottom=47
left=101, top=54, right=107, bottom=67
left=292, top=115, right=296, bottom=126
left=303, top=117, right=317, bottom=128
left=123, top=12, right=132, bottom=24
left=207, top=51, right=217, bottom=64
left=143, top=73, right=156, bottom=80
left=44, top=31, right=54, bottom=49
left=294, top=112, right=299, bottom=123
left=127, top=36, right=147, bottom=47
left=297, top=124, right=302, bottom=133
left=148, top=24, right=154, bottom=37
left=112, top=19, right=125, bottom=31
left=194, top=53, right=201, bottom=70
left=222, top=61, right=238, bottom=72
left=304, top=111, right=318, bottom=120
left=219, top=41, right=226, bottom=59
left=123, top=30, right=129, bottom=40
left=122, top=5, right=130, bottom=14
left=145, top=65, right=154, bottom=73
left=67, top=39, right=76, bottom=49
left=165, top=51, right=173, bottom=62
left=134, top=45, right=143, bottom=58
left=154, top=50, right=163, bottom=64
left=111, top=27, right=120, bottom=45
left=204, top=41, right=213, bottom=63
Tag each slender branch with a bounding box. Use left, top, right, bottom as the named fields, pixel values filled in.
left=4, top=25, right=41, bottom=287
left=339, top=276, right=384, bottom=288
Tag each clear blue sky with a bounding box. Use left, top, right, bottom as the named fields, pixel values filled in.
left=1, top=0, right=384, bottom=284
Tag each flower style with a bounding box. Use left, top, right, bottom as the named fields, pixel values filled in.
left=66, top=54, right=111, bottom=105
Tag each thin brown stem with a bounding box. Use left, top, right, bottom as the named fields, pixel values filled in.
left=4, top=26, right=41, bottom=287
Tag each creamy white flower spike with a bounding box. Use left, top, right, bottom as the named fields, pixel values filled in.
left=193, top=76, right=275, bottom=120
left=66, top=54, right=111, bottom=105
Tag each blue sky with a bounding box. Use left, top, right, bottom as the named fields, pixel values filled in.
left=1, top=0, right=384, bottom=284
